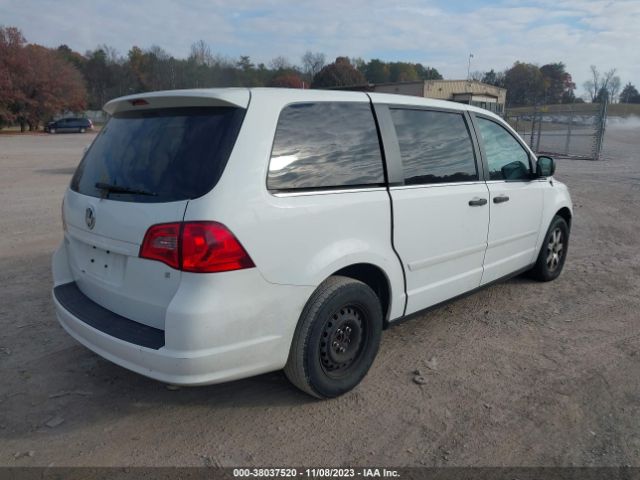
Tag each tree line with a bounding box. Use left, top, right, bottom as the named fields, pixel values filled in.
left=0, top=27, right=86, bottom=130
left=472, top=63, right=634, bottom=106
left=2, top=25, right=639, bottom=131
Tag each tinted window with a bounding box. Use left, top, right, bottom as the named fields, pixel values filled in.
left=71, top=107, right=244, bottom=203
left=267, top=102, right=384, bottom=190
left=390, top=109, right=478, bottom=185
left=477, top=117, right=531, bottom=181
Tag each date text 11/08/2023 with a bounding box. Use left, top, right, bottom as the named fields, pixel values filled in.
left=232, top=468, right=401, bottom=478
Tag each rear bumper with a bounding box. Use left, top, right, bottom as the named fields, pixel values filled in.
left=52, top=242, right=314, bottom=386
left=53, top=291, right=284, bottom=385
left=54, top=282, right=165, bottom=349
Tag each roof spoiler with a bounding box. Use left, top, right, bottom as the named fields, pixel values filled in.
left=103, top=88, right=251, bottom=115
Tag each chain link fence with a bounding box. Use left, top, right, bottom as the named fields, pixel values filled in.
left=505, top=102, right=608, bottom=160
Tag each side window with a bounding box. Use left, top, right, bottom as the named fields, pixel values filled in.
left=390, top=109, right=478, bottom=185
left=267, top=102, right=384, bottom=190
left=477, top=117, right=531, bottom=181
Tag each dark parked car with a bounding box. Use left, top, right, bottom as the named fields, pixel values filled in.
left=45, top=118, right=93, bottom=134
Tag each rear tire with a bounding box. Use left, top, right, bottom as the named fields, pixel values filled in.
left=530, top=215, right=569, bottom=282
left=284, top=275, right=383, bottom=399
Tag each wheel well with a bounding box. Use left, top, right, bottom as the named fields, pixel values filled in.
left=333, top=264, right=391, bottom=324
left=556, top=207, right=572, bottom=229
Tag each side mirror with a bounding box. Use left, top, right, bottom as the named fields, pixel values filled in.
left=501, top=160, right=529, bottom=180
left=536, top=155, right=556, bottom=177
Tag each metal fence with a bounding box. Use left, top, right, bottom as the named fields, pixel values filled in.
left=505, top=102, right=608, bottom=160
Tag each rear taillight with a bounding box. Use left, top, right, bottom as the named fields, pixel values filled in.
left=139, top=223, right=181, bottom=269
left=181, top=222, right=255, bottom=273
left=139, top=222, right=254, bottom=273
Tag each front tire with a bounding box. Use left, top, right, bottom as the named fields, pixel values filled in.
left=284, top=276, right=383, bottom=399
left=530, top=215, right=570, bottom=281
left=79, top=128, right=86, bottom=133
left=49, top=128, right=56, bottom=134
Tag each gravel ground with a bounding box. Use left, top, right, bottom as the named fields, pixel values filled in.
left=0, top=126, right=638, bottom=467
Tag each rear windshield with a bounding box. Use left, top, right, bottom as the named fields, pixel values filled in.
left=70, top=107, right=245, bottom=203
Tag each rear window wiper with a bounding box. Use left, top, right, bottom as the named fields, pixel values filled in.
left=95, top=182, right=158, bottom=197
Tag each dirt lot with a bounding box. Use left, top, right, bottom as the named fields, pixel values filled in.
left=0, top=127, right=639, bottom=467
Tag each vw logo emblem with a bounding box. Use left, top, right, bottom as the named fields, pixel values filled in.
left=85, top=206, right=96, bottom=230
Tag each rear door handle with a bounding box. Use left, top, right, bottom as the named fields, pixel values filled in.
left=468, top=197, right=488, bottom=207
left=493, top=195, right=510, bottom=204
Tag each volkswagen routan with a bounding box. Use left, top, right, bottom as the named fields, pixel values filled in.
left=52, top=88, right=572, bottom=398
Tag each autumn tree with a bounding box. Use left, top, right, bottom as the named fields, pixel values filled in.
left=268, top=74, right=304, bottom=88
left=0, top=26, right=28, bottom=127
left=0, top=26, right=86, bottom=130
left=539, top=63, right=575, bottom=104
left=312, top=57, right=366, bottom=88
left=19, top=44, right=86, bottom=130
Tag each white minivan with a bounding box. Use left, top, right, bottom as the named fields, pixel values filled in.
left=52, top=88, right=572, bottom=398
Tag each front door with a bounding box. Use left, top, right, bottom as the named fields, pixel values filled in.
left=473, top=115, right=544, bottom=284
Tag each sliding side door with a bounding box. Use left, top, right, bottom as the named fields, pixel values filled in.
left=378, top=105, right=490, bottom=315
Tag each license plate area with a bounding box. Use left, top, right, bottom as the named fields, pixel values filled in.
left=72, top=240, right=126, bottom=286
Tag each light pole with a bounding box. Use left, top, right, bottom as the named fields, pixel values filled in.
left=467, top=53, right=474, bottom=80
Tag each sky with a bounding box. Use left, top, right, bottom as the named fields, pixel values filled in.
left=1, top=0, right=639, bottom=96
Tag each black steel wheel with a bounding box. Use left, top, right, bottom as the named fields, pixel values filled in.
left=320, top=304, right=367, bottom=378
left=285, top=276, right=383, bottom=399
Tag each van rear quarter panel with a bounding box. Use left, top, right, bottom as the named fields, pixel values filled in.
left=183, top=89, right=406, bottom=321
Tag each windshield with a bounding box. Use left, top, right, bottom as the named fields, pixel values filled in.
left=70, top=106, right=245, bottom=203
